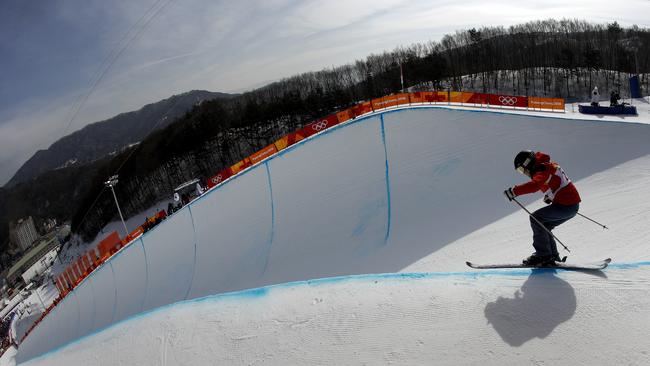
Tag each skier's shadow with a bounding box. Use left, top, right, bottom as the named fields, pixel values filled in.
left=484, top=270, right=577, bottom=347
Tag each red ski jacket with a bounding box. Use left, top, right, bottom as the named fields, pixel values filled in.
left=512, top=152, right=581, bottom=205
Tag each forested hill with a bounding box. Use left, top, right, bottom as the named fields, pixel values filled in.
left=5, top=90, right=236, bottom=188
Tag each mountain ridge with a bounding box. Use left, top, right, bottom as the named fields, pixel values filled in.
left=5, top=90, right=236, bottom=188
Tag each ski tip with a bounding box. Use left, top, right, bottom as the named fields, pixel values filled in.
left=465, top=261, right=473, bottom=267
left=604, top=258, right=612, bottom=264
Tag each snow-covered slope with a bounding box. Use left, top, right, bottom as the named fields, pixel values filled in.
left=13, top=105, right=650, bottom=365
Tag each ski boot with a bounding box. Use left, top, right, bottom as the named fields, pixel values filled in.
left=551, top=253, right=567, bottom=263
left=523, top=253, right=556, bottom=266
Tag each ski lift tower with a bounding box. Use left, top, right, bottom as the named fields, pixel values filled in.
left=105, top=175, right=129, bottom=236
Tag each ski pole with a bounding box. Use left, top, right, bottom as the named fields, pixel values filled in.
left=577, top=212, right=608, bottom=230
left=511, top=196, right=571, bottom=253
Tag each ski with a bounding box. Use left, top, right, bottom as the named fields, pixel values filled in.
left=466, top=258, right=611, bottom=270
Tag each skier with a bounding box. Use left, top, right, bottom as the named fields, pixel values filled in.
left=503, top=151, right=581, bottom=266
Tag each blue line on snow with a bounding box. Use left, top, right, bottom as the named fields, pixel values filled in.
left=139, top=238, right=149, bottom=313
left=108, top=262, right=118, bottom=325
left=262, top=162, right=275, bottom=275
left=380, top=114, right=392, bottom=245
left=21, top=260, right=650, bottom=363
left=183, top=206, right=199, bottom=300
left=87, top=277, right=97, bottom=332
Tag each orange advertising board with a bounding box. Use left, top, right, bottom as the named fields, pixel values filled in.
left=352, top=101, right=373, bottom=116
left=250, top=144, right=278, bottom=165
left=449, top=92, right=466, bottom=103
left=464, top=92, right=490, bottom=104
left=395, top=93, right=411, bottom=106
left=336, top=108, right=354, bottom=123
left=436, top=91, right=449, bottom=102
left=55, top=278, right=65, bottom=294
left=62, top=271, right=73, bottom=288
left=409, top=91, right=434, bottom=103
left=98, top=231, right=122, bottom=258
left=371, top=94, right=409, bottom=110
left=88, top=248, right=102, bottom=267
left=528, top=97, right=565, bottom=111
left=230, top=157, right=252, bottom=175
left=274, top=131, right=305, bottom=152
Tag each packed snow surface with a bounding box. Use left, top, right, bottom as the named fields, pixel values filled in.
left=8, top=103, right=650, bottom=365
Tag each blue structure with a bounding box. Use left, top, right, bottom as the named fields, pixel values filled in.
left=579, top=104, right=637, bottom=115
left=629, top=75, right=641, bottom=99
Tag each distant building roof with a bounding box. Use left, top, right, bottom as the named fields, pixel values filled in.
left=173, top=178, right=200, bottom=193
left=6, top=235, right=59, bottom=284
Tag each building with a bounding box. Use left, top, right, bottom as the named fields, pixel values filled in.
left=5, top=235, right=60, bottom=287
left=9, top=217, right=39, bottom=252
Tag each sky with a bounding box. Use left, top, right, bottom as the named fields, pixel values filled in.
left=0, top=0, right=648, bottom=186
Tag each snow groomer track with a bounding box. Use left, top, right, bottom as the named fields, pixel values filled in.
left=18, top=104, right=650, bottom=365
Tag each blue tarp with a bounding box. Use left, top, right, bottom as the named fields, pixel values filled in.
left=578, top=104, right=637, bottom=115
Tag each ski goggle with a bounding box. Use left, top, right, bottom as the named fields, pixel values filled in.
left=516, top=156, right=533, bottom=176
left=516, top=166, right=529, bottom=176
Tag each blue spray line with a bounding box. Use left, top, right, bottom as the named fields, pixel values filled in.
left=183, top=206, right=199, bottom=300
left=261, top=162, right=276, bottom=275
left=380, top=114, right=392, bottom=245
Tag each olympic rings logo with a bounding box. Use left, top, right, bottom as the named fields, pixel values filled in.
left=211, top=175, right=222, bottom=184
left=498, top=96, right=518, bottom=106
left=312, top=120, right=329, bottom=131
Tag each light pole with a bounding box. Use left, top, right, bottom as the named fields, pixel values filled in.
left=105, top=175, right=129, bottom=236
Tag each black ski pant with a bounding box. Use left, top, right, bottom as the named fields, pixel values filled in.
left=530, top=203, right=579, bottom=256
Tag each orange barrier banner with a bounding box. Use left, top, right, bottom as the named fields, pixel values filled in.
left=301, top=114, right=339, bottom=138
left=129, top=226, right=144, bottom=239
left=464, top=92, right=490, bottom=104
left=409, top=91, right=434, bottom=103
left=410, top=92, right=447, bottom=103
left=65, top=268, right=76, bottom=284
left=207, top=168, right=233, bottom=189
left=88, top=249, right=102, bottom=267
left=77, top=257, right=87, bottom=275
left=250, top=144, right=278, bottom=165
left=61, top=273, right=71, bottom=289
left=352, top=101, right=373, bottom=116
left=436, top=91, right=449, bottom=102
left=73, top=262, right=83, bottom=279
left=274, top=131, right=305, bottom=152
left=81, top=255, right=92, bottom=272
left=55, top=278, right=64, bottom=294
left=85, top=252, right=96, bottom=270
left=98, top=231, right=122, bottom=259
left=488, top=94, right=528, bottom=108
left=529, top=96, right=565, bottom=110
left=371, top=94, right=409, bottom=110
left=230, top=157, right=252, bottom=175
left=449, top=92, right=466, bottom=103
left=336, top=108, right=355, bottom=123
left=396, top=93, right=411, bottom=106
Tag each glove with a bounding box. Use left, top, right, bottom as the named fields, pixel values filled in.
left=503, top=188, right=516, bottom=201
left=543, top=194, right=552, bottom=204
